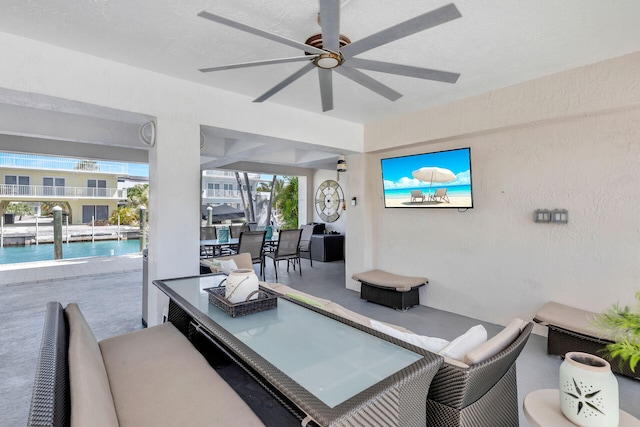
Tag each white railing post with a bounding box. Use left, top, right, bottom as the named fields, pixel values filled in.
left=1, top=216, right=4, bottom=248
left=66, top=215, right=69, bottom=244
left=92, top=215, right=95, bottom=242
left=35, top=216, right=39, bottom=245
left=117, top=216, right=121, bottom=241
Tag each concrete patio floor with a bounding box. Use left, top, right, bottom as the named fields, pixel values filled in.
left=1, top=255, right=638, bottom=426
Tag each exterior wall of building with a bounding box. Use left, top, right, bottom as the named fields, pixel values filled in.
left=347, top=52, right=640, bottom=328
left=201, top=170, right=262, bottom=210
left=1, top=164, right=124, bottom=224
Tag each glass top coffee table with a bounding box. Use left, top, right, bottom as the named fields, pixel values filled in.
left=154, top=275, right=443, bottom=427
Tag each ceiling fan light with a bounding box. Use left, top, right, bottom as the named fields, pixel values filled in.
left=316, top=55, right=340, bottom=69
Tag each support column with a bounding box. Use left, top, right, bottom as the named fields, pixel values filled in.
left=146, top=118, right=201, bottom=326
left=298, top=175, right=310, bottom=227
left=344, top=153, right=374, bottom=291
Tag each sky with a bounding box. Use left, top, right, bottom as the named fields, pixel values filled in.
left=128, top=163, right=149, bottom=177
left=381, top=147, right=472, bottom=189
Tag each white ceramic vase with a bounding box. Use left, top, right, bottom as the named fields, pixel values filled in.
left=559, top=352, right=619, bottom=427
left=224, top=269, right=259, bottom=304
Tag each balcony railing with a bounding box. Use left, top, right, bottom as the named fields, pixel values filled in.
left=202, top=189, right=243, bottom=199
left=202, top=170, right=261, bottom=180
left=0, top=184, right=127, bottom=199
left=0, top=153, right=128, bottom=174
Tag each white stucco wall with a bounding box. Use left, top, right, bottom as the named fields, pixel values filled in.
left=312, top=169, right=347, bottom=234
left=0, top=32, right=364, bottom=313
left=0, top=32, right=363, bottom=154
left=351, top=53, right=640, bottom=327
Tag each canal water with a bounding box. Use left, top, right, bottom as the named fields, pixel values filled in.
left=0, top=239, right=141, bottom=264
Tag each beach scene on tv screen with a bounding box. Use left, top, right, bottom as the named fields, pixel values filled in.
left=382, top=148, right=473, bottom=208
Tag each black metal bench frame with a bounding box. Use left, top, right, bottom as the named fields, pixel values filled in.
left=359, top=281, right=425, bottom=311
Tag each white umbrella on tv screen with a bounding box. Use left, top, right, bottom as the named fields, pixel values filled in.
left=412, top=167, right=456, bottom=193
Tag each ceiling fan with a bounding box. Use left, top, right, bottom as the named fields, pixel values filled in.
left=198, top=1, right=461, bottom=112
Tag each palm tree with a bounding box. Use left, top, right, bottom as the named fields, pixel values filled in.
left=243, top=173, right=256, bottom=222
left=255, top=176, right=277, bottom=226
left=234, top=172, right=250, bottom=222
left=272, top=176, right=298, bottom=230
left=126, top=184, right=148, bottom=209
left=6, top=202, right=33, bottom=220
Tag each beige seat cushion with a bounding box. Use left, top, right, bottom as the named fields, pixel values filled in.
left=534, top=301, right=615, bottom=341
left=324, top=302, right=373, bottom=327
left=352, top=269, right=428, bottom=292
left=201, top=252, right=254, bottom=272
left=463, top=318, right=525, bottom=365
left=259, top=281, right=283, bottom=291
left=65, top=303, right=119, bottom=427
left=99, top=323, right=264, bottom=427
left=268, top=285, right=333, bottom=307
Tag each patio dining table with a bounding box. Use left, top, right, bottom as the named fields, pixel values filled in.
left=154, top=275, right=443, bottom=426
left=200, top=236, right=278, bottom=258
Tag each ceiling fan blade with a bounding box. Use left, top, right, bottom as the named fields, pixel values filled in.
left=318, top=68, right=333, bottom=112
left=199, top=56, right=312, bottom=73
left=341, top=3, right=461, bottom=58
left=347, top=57, right=460, bottom=83
left=254, top=62, right=315, bottom=103
left=319, top=0, right=341, bottom=52
left=198, top=10, right=326, bottom=55
left=335, top=67, right=402, bottom=101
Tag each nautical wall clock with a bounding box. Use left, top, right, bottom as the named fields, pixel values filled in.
left=315, top=179, right=344, bottom=223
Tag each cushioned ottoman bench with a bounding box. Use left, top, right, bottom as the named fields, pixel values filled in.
left=534, top=301, right=638, bottom=380
left=28, top=301, right=265, bottom=427
left=352, top=269, right=428, bottom=310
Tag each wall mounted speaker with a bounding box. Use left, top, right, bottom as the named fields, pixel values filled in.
left=139, top=121, right=156, bottom=147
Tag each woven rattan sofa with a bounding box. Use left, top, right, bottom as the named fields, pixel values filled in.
left=261, top=282, right=533, bottom=427
left=28, top=301, right=265, bottom=427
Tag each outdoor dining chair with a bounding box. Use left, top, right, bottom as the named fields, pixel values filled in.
left=200, top=226, right=217, bottom=257
left=230, top=224, right=250, bottom=238
left=298, top=224, right=315, bottom=267
left=236, top=230, right=267, bottom=278
left=265, top=229, right=302, bottom=281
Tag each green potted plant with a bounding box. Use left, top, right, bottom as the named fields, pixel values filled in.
left=593, top=291, right=640, bottom=373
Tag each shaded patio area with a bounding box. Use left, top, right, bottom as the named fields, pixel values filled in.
left=1, top=256, right=639, bottom=426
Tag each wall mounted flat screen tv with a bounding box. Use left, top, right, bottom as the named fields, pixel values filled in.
left=381, top=147, right=474, bottom=209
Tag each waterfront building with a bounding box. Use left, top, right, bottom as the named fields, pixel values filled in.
left=0, top=153, right=128, bottom=224
left=201, top=169, right=262, bottom=211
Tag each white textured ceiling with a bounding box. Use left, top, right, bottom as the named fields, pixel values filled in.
left=0, top=1, right=639, bottom=171
left=2, top=0, right=640, bottom=124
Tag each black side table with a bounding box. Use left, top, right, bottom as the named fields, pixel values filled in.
left=308, top=234, right=344, bottom=262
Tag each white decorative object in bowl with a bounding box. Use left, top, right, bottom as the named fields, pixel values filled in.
left=224, top=269, right=259, bottom=304
left=559, top=352, right=619, bottom=427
